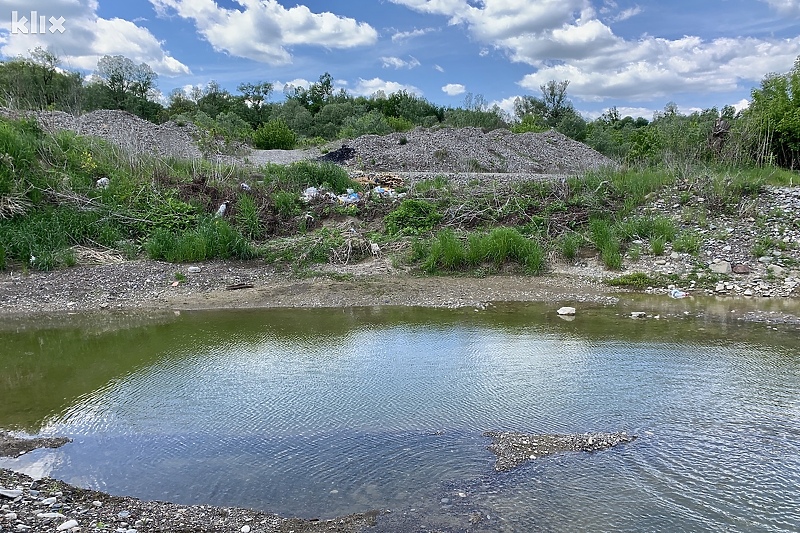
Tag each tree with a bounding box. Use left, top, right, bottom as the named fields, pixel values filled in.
left=237, top=81, right=273, bottom=126
left=0, top=48, right=82, bottom=111
left=514, top=80, right=586, bottom=139
left=745, top=55, right=800, bottom=168
left=91, top=55, right=162, bottom=120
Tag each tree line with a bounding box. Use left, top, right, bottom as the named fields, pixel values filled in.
left=1, top=48, right=798, bottom=169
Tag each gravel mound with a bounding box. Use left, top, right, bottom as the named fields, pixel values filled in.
left=342, top=127, right=615, bottom=174
left=2, top=109, right=203, bottom=160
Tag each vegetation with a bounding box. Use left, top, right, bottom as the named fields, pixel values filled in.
left=1, top=50, right=799, bottom=278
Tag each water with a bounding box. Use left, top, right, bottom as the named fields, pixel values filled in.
left=1, top=304, right=799, bottom=531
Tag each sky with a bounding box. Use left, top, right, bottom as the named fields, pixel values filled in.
left=1, top=0, right=799, bottom=120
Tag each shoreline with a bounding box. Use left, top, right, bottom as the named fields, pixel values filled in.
left=1, top=259, right=800, bottom=328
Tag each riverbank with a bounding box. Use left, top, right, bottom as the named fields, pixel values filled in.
left=2, top=259, right=800, bottom=328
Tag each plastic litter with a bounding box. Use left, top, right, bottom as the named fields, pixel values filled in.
left=669, top=288, right=688, bottom=299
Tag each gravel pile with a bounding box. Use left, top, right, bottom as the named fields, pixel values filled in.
left=2, top=109, right=203, bottom=160
left=341, top=127, right=615, bottom=174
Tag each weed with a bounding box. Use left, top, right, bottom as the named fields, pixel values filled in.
left=385, top=199, right=442, bottom=236
left=605, top=272, right=659, bottom=289
left=673, top=231, right=702, bottom=255
left=650, top=236, right=666, bottom=256
left=235, top=194, right=262, bottom=240
left=589, top=218, right=622, bottom=269
left=274, top=190, right=300, bottom=218
left=174, top=272, right=187, bottom=282
left=627, top=244, right=642, bottom=261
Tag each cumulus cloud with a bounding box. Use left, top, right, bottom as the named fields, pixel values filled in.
left=352, top=77, right=422, bottom=96
left=489, top=96, right=520, bottom=118
left=0, top=0, right=189, bottom=75
left=442, top=83, right=466, bottom=95
left=150, top=0, right=378, bottom=65
left=390, top=0, right=800, bottom=102
left=381, top=56, right=421, bottom=69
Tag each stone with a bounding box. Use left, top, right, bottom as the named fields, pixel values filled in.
left=37, top=512, right=66, bottom=519
left=768, top=264, right=785, bottom=277
left=0, top=490, right=23, bottom=499
left=655, top=260, right=667, bottom=266
left=57, top=520, right=78, bottom=531
left=715, top=283, right=726, bottom=292
left=732, top=264, right=750, bottom=274
left=710, top=261, right=732, bottom=275
left=187, top=266, right=202, bottom=274
left=670, top=252, right=680, bottom=259
left=758, top=256, right=774, bottom=264
left=39, top=497, right=57, bottom=506
left=557, top=306, right=576, bottom=316
left=241, top=526, right=251, bottom=533
left=630, top=312, right=647, bottom=319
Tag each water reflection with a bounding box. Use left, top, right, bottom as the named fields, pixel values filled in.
left=1, top=303, right=799, bottom=530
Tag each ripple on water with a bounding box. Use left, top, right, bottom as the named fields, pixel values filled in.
left=8, top=311, right=799, bottom=530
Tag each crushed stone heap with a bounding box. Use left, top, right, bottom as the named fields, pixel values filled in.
left=341, top=127, right=615, bottom=174
left=3, top=109, right=202, bottom=160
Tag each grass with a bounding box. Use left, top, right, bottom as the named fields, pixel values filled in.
left=420, top=227, right=545, bottom=274
left=673, top=231, right=702, bottom=255
left=605, top=272, right=660, bottom=289
left=589, top=219, right=622, bottom=270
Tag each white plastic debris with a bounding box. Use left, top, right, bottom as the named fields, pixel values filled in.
left=96, top=177, right=110, bottom=189
left=215, top=201, right=229, bottom=217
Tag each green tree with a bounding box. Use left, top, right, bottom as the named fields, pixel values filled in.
left=745, top=56, right=800, bottom=168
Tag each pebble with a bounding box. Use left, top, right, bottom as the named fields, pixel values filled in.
left=57, top=519, right=79, bottom=531
left=241, top=526, right=251, bottom=533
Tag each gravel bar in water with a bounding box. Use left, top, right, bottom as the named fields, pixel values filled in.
left=483, top=431, right=637, bottom=472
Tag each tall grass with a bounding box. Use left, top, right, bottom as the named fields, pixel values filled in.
left=145, top=218, right=256, bottom=262
left=420, top=227, right=545, bottom=274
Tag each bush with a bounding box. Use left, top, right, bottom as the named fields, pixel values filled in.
left=253, top=119, right=297, bottom=150
left=385, top=199, right=442, bottom=236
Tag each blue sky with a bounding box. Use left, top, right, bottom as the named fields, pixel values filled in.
left=1, top=0, right=799, bottom=120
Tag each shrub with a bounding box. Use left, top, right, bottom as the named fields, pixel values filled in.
left=253, top=119, right=297, bottom=150
left=422, top=229, right=465, bottom=272
left=387, top=116, right=415, bottom=132
left=420, top=227, right=545, bottom=274
left=385, top=199, right=442, bottom=236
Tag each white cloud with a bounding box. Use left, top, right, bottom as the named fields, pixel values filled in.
left=150, top=0, right=378, bottom=65
left=732, top=98, right=750, bottom=113
left=442, top=83, right=466, bottom=95
left=391, top=27, right=435, bottom=41
left=381, top=56, right=421, bottom=69
left=761, top=0, right=800, bottom=16
left=489, top=96, right=520, bottom=118
left=352, top=77, right=422, bottom=96
left=391, top=0, right=800, bottom=102
left=434, top=64, right=445, bottom=72
left=609, top=6, right=643, bottom=22
left=0, top=0, right=189, bottom=75
left=478, top=48, right=489, bottom=57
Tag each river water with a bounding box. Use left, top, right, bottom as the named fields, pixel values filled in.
left=1, top=303, right=799, bottom=531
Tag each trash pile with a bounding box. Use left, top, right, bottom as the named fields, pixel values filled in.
left=301, top=173, right=406, bottom=205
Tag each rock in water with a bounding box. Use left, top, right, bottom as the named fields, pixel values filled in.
left=557, top=306, right=576, bottom=316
